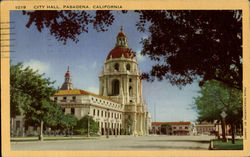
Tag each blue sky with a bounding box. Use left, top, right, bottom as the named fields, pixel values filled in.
left=10, top=11, right=200, bottom=123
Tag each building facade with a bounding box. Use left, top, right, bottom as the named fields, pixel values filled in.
left=53, top=28, right=151, bottom=136
left=195, top=123, right=216, bottom=135
left=151, top=122, right=192, bottom=135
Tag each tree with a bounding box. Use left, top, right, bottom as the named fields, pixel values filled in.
left=22, top=10, right=115, bottom=44
left=60, top=114, right=78, bottom=136
left=124, top=117, right=133, bottom=135
left=22, top=10, right=242, bottom=90
left=10, top=63, right=31, bottom=118
left=192, top=80, right=242, bottom=144
left=161, top=123, right=172, bottom=135
left=74, top=115, right=99, bottom=136
left=10, top=63, right=60, bottom=140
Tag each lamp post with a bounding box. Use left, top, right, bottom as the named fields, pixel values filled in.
left=87, top=112, right=90, bottom=137
left=106, top=109, right=110, bottom=138
left=220, top=111, right=227, bottom=142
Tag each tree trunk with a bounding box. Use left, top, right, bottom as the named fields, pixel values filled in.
left=221, top=119, right=227, bottom=142
left=11, top=117, right=14, bottom=136
left=231, top=124, right=235, bottom=144
left=39, top=120, right=44, bottom=141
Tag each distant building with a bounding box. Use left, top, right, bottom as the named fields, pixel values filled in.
left=151, top=122, right=192, bottom=135
left=195, top=123, right=215, bottom=135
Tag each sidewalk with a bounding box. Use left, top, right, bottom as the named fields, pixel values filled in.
left=11, top=136, right=97, bottom=142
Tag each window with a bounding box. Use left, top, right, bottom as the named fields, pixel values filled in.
left=101, top=111, right=103, bottom=117
left=105, top=111, right=107, bottom=117
left=71, top=108, right=75, bottom=115
left=112, top=112, right=113, bottom=118
left=120, top=114, right=122, bottom=119
left=62, top=108, right=65, bottom=113
left=63, top=97, right=67, bottom=101
left=93, top=109, right=96, bottom=116
left=72, top=96, right=76, bottom=101
left=97, top=110, right=99, bottom=116
left=114, top=63, right=119, bottom=71
left=130, top=100, right=133, bottom=103
left=173, top=127, right=176, bottom=129
left=185, top=127, right=188, bottom=129
left=54, top=97, right=57, bottom=102
left=112, top=79, right=120, bottom=96
left=126, top=64, right=130, bottom=71
left=129, top=86, right=133, bottom=96
left=129, top=78, right=132, bottom=82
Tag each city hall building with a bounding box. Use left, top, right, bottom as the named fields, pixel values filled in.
left=52, top=28, right=152, bottom=136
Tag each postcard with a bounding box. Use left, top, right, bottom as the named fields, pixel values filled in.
left=1, top=0, right=249, bottom=157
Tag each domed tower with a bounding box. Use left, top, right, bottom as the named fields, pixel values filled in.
left=99, top=27, right=145, bottom=135
left=61, top=66, right=74, bottom=90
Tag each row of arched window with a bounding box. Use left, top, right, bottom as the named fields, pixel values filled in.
left=93, top=108, right=122, bottom=119
left=99, top=121, right=122, bottom=129
left=113, top=63, right=131, bottom=71
left=91, top=97, right=121, bottom=109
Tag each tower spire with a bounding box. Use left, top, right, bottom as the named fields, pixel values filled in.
left=60, top=67, right=74, bottom=90
left=116, top=27, right=128, bottom=48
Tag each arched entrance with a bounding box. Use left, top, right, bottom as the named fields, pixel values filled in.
left=101, top=128, right=104, bottom=135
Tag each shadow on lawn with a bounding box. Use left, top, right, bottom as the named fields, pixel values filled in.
left=145, top=139, right=210, bottom=144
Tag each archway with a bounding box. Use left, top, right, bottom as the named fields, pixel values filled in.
left=112, top=79, right=119, bottom=96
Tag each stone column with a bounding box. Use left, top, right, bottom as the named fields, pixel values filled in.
left=136, top=78, right=139, bottom=103
left=140, top=113, right=143, bottom=135
left=103, top=78, right=107, bottom=96
left=133, top=113, right=137, bottom=135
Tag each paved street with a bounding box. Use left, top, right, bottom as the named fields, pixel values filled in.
left=11, top=135, right=214, bottom=150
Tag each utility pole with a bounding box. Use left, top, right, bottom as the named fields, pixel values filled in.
left=154, top=103, right=156, bottom=122
left=87, top=112, right=90, bottom=137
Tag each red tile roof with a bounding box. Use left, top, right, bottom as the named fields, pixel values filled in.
left=152, top=122, right=191, bottom=125
left=106, top=47, right=135, bottom=60
left=54, top=89, right=118, bottom=103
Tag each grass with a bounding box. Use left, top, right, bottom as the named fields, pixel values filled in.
left=213, top=139, right=243, bottom=150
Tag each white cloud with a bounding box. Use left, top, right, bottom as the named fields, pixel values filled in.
left=87, top=87, right=99, bottom=94
left=136, top=51, right=146, bottom=62
left=23, top=59, right=50, bottom=74
left=92, top=61, right=97, bottom=69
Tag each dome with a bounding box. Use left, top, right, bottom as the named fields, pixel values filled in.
left=64, top=66, right=71, bottom=77
left=117, top=31, right=126, bottom=37
left=106, top=27, right=136, bottom=60
left=65, top=71, right=71, bottom=77
left=106, top=47, right=135, bottom=60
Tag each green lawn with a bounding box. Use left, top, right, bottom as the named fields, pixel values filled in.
left=213, top=139, right=243, bottom=150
